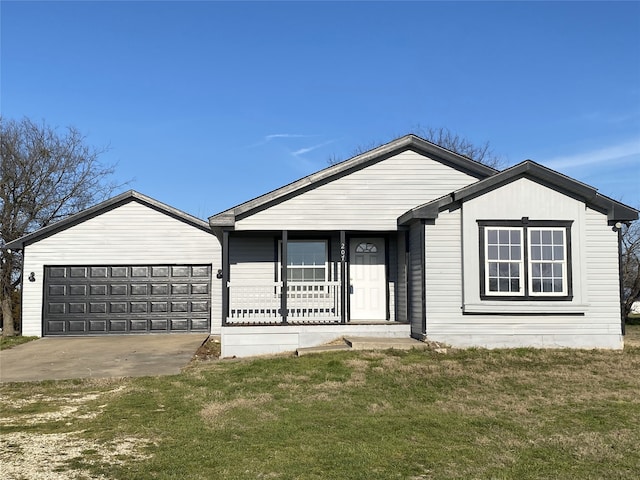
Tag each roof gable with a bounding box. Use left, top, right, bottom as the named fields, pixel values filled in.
left=399, top=160, right=639, bottom=225
left=4, top=190, right=212, bottom=250
left=209, top=134, right=498, bottom=228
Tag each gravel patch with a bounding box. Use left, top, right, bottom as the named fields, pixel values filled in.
left=0, top=431, right=153, bottom=480
left=0, top=385, right=150, bottom=478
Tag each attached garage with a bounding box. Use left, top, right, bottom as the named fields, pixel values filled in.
left=43, top=264, right=212, bottom=335
left=7, top=191, right=222, bottom=337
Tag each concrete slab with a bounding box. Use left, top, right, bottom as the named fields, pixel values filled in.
left=296, top=344, right=351, bottom=356
left=0, top=334, right=208, bottom=383
left=344, top=336, right=429, bottom=351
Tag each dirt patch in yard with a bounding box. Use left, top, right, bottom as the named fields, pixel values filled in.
left=0, top=384, right=154, bottom=480
left=192, top=335, right=221, bottom=360
left=0, top=431, right=154, bottom=480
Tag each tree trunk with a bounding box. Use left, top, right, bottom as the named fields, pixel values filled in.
left=1, top=295, right=16, bottom=337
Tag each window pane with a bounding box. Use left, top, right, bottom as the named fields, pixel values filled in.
left=489, top=263, right=497, bottom=276
left=511, top=246, right=521, bottom=260
left=532, top=263, right=540, bottom=276
left=510, top=279, right=520, bottom=292
left=541, top=263, right=552, bottom=276
left=553, top=230, right=563, bottom=244
left=532, top=279, right=541, bottom=292
left=489, top=278, right=498, bottom=291
left=542, top=279, right=553, bottom=292
left=553, top=264, right=563, bottom=277
left=488, top=246, right=499, bottom=260
left=510, top=263, right=519, bottom=277
left=499, top=279, right=509, bottom=291
left=531, top=246, right=541, bottom=260
left=287, top=242, right=325, bottom=266
left=286, top=241, right=327, bottom=282
left=542, top=231, right=552, bottom=244
left=531, top=230, right=540, bottom=243
left=510, top=230, right=521, bottom=244
left=542, top=246, right=553, bottom=260
left=499, top=263, right=510, bottom=276
left=488, top=230, right=498, bottom=244
left=499, top=246, right=510, bottom=260
left=553, top=279, right=563, bottom=292
left=553, top=246, right=564, bottom=260
left=499, top=230, right=509, bottom=243
left=289, top=268, right=302, bottom=281
left=302, top=268, right=314, bottom=281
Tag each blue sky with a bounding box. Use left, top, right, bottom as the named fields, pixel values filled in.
left=2, top=1, right=639, bottom=219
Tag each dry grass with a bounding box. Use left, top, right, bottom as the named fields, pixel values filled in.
left=1, top=331, right=639, bottom=479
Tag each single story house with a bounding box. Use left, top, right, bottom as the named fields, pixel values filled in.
left=6, top=135, right=638, bottom=357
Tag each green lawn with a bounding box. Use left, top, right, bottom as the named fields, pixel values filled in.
left=1, top=328, right=639, bottom=479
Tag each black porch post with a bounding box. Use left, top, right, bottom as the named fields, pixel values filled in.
left=340, top=230, right=347, bottom=324
left=221, top=230, right=229, bottom=326
left=281, top=230, right=288, bottom=324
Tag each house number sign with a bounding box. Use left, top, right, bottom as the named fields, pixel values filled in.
left=340, top=242, right=346, bottom=262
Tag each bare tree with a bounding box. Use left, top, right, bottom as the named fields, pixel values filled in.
left=1, top=117, right=119, bottom=336
left=328, top=126, right=504, bottom=169
left=621, top=220, right=640, bottom=320
left=411, top=126, right=503, bottom=169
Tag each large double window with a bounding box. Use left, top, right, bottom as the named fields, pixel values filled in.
left=282, top=240, right=328, bottom=282
left=480, top=220, right=572, bottom=299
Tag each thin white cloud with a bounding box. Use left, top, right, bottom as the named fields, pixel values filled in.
left=265, top=133, right=311, bottom=141
left=544, top=139, right=640, bottom=170
left=244, top=133, right=319, bottom=149
left=291, top=140, right=335, bottom=157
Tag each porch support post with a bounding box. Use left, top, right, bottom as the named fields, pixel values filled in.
left=221, top=230, right=229, bottom=326
left=281, top=230, right=288, bottom=324
left=340, top=230, right=347, bottom=324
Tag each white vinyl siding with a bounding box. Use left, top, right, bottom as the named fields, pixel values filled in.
left=234, top=150, right=478, bottom=231
left=20, top=201, right=221, bottom=336
left=463, top=178, right=585, bottom=309
left=424, top=181, right=623, bottom=349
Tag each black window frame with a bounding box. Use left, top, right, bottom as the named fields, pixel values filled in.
left=478, top=219, right=573, bottom=301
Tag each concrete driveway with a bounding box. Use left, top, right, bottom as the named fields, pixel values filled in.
left=0, top=334, right=208, bottom=383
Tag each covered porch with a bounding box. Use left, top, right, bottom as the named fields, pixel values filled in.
left=220, top=229, right=408, bottom=326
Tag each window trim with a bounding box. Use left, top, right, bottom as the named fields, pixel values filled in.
left=277, top=239, right=330, bottom=283
left=478, top=219, right=573, bottom=301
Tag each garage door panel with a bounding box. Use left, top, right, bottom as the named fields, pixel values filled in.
left=43, top=264, right=211, bottom=335
left=89, top=320, right=107, bottom=332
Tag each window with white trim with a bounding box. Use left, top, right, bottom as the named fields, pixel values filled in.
left=280, top=240, right=328, bottom=282
left=480, top=221, right=571, bottom=299
left=485, top=227, right=523, bottom=295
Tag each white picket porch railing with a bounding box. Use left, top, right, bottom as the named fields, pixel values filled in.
left=227, top=281, right=341, bottom=324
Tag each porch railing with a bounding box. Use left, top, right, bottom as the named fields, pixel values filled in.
left=227, top=281, right=341, bottom=324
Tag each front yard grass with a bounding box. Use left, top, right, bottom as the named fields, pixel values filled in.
left=1, top=330, right=639, bottom=479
